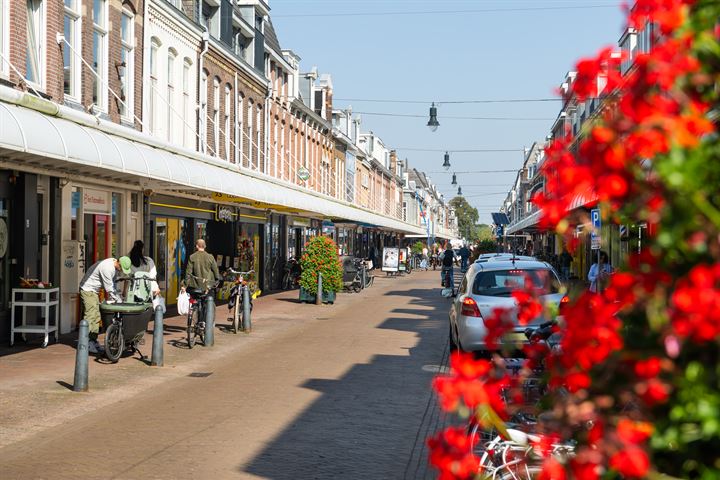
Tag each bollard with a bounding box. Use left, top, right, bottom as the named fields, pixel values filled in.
left=242, top=285, right=252, bottom=333
left=151, top=306, right=164, bottom=367
left=205, top=294, right=215, bottom=347
left=362, top=266, right=367, bottom=290
left=316, top=272, right=323, bottom=305
left=73, top=319, right=89, bottom=392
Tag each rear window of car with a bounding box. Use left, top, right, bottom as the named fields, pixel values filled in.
left=472, top=268, right=560, bottom=296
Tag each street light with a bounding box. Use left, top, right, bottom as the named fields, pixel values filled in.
left=451, top=172, right=457, bottom=185
left=443, top=151, right=451, bottom=170
left=427, top=102, right=439, bottom=132
left=457, top=186, right=463, bottom=196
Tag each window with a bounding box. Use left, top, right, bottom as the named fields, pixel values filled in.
left=224, top=84, right=231, bottom=161
left=149, top=38, right=160, bottom=134
left=182, top=58, right=192, bottom=147
left=0, top=0, right=8, bottom=76
left=63, top=0, right=80, bottom=97
left=25, top=0, right=43, bottom=86
left=119, top=9, right=134, bottom=118
left=200, top=69, right=208, bottom=153
left=213, top=77, right=220, bottom=157
left=256, top=105, right=262, bottom=171
left=200, top=1, right=219, bottom=38
left=402, top=201, right=407, bottom=221
left=166, top=50, right=176, bottom=141
left=236, top=93, right=244, bottom=164
left=91, top=0, right=108, bottom=109
left=246, top=99, right=253, bottom=168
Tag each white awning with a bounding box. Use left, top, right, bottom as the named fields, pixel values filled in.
left=0, top=98, right=424, bottom=235
left=505, top=210, right=541, bottom=235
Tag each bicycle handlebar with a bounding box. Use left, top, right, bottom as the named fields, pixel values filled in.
left=226, top=268, right=255, bottom=276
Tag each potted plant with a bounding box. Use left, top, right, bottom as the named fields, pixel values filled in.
left=298, top=236, right=343, bottom=304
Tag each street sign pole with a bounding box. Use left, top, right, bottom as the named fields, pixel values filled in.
left=591, top=208, right=602, bottom=292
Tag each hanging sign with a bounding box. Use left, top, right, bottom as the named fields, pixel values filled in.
left=297, top=166, right=310, bottom=182
left=215, top=205, right=235, bottom=222
left=83, top=188, right=111, bottom=214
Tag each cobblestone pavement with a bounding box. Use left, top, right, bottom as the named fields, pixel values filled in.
left=0, top=270, right=457, bottom=479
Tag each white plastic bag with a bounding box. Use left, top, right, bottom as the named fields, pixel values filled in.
left=176, top=291, right=190, bottom=315
left=152, top=295, right=166, bottom=314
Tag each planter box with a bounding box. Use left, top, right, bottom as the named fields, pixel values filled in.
left=299, top=287, right=336, bottom=304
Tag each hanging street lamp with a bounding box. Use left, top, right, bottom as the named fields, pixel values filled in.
left=457, top=186, right=463, bottom=196
left=451, top=172, right=457, bottom=185
left=443, top=151, right=451, bottom=170
left=427, top=103, right=440, bottom=132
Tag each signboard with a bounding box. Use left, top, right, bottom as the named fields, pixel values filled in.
left=381, top=247, right=400, bottom=272
left=590, top=208, right=602, bottom=250
left=215, top=205, right=234, bottom=222
left=398, top=248, right=407, bottom=271
left=83, top=188, right=111, bottom=214
left=297, top=166, right=310, bottom=182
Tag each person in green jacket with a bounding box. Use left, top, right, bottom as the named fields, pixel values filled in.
left=184, top=239, right=222, bottom=292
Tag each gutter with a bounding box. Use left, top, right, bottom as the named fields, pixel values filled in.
left=197, top=30, right=210, bottom=153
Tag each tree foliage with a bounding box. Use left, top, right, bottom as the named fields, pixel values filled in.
left=450, top=196, right=480, bottom=241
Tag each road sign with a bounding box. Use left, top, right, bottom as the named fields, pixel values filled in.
left=590, top=208, right=601, bottom=250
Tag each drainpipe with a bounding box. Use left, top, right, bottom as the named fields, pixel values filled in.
left=264, top=77, right=271, bottom=175
left=234, top=71, right=238, bottom=165
left=141, top=0, right=151, bottom=134
left=197, top=30, right=209, bottom=153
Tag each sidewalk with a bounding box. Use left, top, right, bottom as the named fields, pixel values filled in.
left=0, top=281, right=388, bottom=449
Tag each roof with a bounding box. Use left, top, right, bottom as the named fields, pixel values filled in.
left=264, top=18, right=283, bottom=56
left=470, top=259, right=554, bottom=272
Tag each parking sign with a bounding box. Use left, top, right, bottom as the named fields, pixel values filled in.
left=590, top=209, right=601, bottom=250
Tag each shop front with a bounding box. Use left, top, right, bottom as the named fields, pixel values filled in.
left=59, top=182, right=141, bottom=333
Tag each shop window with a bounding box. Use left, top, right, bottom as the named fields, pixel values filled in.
left=119, top=9, right=134, bottom=119
left=91, top=0, right=108, bottom=110
left=71, top=187, right=80, bottom=240
left=130, top=192, right=139, bottom=213
left=111, top=192, right=121, bottom=257
left=167, top=49, right=176, bottom=141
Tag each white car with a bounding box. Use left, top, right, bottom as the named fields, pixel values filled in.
left=449, top=259, right=566, bottom=354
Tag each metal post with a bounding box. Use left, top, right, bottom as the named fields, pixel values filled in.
left=73, top=319, right=89, bottom=392
left=205, top=294, right=215, bottom=347
left=242, top=285, right=252, bottom=332
left=362, top=265, right=367, bottom=290
left=316, top=272, right=323, bottom=305
left=151, top=306, right=164, bottom=367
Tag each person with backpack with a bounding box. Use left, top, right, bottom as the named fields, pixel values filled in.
left=439, top=245, right=457, bottom=288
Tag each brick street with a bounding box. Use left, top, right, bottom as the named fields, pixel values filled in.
left=0, top=271, right=454, bottom=479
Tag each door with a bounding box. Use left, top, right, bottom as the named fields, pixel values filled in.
left=154, top=218, right=168, bottom=296
left=84, top=214, right=110, bottom=264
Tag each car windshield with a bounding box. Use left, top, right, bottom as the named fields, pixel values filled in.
left=472, top=269, right=560, bottom=297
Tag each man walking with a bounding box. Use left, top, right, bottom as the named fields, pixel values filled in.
left=458, top=244, right=471, bottom=272
left=79, top=256, right=132, bottom=353
left=185, top=239, right=222, bottom=292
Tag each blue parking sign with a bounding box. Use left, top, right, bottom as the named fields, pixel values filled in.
left=591, top=209, right=601, bottom=250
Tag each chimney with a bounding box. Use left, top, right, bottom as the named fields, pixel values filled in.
left=390, top=150, right=398, bottom=175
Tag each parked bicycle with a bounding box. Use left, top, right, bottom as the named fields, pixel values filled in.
left=226, top=268, right=256, bottom=334
left=185, top=274, right=221, bottom=348
left=281, top=257, right=301, bottom=290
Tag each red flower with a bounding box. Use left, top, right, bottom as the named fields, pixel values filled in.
left=427, top=427, right=479, bottom=480
left=634, top=357, right=662, bottom=379
left=617, top=419, right=654, bottom=444
left=609, top=446, right=650, bottom=478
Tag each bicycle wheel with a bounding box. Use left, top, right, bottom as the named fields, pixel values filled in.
left=282, top=272, right=290, bottom=290
left=187, top=308, right=198, bottom=348
left=232, top=297, right=240, bottom=334
left=105, top=323, right=124, bottom=363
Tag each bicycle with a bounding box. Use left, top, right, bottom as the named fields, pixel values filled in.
left=226, top=268, right=255, bottom=334
left=101, top=273, right=157, bottom=363
left=185, top=274, right=221, bottom=348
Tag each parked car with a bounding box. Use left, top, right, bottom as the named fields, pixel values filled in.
left=475, top=253, right=536, bottom=263
left=448, top=259, right=566, bottom=354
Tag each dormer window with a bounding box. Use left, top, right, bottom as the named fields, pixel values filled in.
left=201, top=0, right=220, bottom=38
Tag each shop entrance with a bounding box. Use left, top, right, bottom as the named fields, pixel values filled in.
left=153, top=217, right=190, bottom=303
left=83, top=214, right=110, bottom=263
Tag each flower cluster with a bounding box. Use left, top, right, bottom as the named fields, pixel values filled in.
left=299, top=235, right=343, bottom=294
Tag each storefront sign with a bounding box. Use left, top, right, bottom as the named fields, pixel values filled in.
left=292, top=217, right=311, bottom=227
left=297, top=166, right=310, bottom=182
left=83, top=188, right=111, bottom=214
left=382, top=247, right=400, bottom=272
left=215, top=205, right=235, bottom=222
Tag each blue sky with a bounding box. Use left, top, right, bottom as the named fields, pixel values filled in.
left=270, top=0, right=626, bottom=223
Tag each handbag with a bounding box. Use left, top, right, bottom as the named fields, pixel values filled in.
left=176, top=291, right=191, bottom=315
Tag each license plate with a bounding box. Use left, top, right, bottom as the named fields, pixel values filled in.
left=502, top=332, right=526, bottom=344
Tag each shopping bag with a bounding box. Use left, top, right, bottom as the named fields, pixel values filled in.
left=176, top=291, right=190, bottom=315
left=152, top=295, right=166, bottom=314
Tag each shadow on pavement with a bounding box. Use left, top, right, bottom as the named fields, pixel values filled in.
left=242, top=280, right=451, bottom=480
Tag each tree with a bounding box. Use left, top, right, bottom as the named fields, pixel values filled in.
left=449, top=196, right=479, bottom=241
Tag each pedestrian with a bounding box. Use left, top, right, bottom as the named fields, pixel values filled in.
left=458, top=244, right=471, bottom=272
left=79, top=256, right=132, bottom=353
left=559, top=248, right=573, bottom=282
left=588, top=250, right=613, bottom=293
left=128, top=240, right=160, bottom=300
left=184, top=239, right=222, bottom=292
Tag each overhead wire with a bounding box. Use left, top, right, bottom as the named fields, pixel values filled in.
left=352, top=111, right=553, bottom=121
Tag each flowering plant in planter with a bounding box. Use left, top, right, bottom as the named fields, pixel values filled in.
left=429, top=1, right=720, bottom=478
left=299, top=236, right=343, bottom=294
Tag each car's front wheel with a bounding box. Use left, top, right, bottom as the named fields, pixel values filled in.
left=449, top=323, right=460, bottom=351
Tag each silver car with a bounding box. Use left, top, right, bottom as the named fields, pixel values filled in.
left=475, top=253, right=536, bottom=263
left=449, top=259, right=566, bottom=353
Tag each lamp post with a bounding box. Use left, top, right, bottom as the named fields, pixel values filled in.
left=427, top=103, right=439, bottom=132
